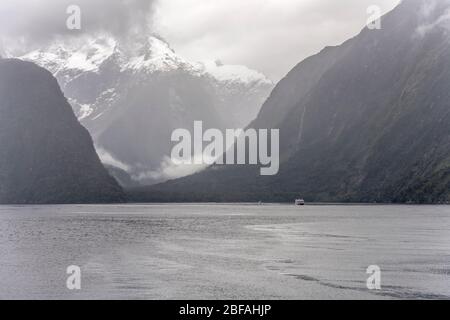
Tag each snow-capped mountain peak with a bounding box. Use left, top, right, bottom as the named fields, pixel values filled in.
left=121, top=36, right=191, bottom=73
left=20, top=35, right=272, bottom=85
left=22, top=37, right=118, bottom=74
left=199, top=60, right=272, bottom=85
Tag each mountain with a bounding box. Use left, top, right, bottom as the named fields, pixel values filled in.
left=199, top=60, right=274, bottom=128
left=20, top=36, right=273, bottom=186
left=132, top=0, right=450, bottom=204
left=0, top=59, right=125, bottom=204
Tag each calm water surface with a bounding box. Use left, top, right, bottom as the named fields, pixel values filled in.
left=0, top=204, right=449, bottom=299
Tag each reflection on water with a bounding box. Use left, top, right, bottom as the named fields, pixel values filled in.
left=0, top=204, right=449, bottom=299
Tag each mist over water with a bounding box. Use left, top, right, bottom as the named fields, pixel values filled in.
left=0, top=204, right=449, bottom=300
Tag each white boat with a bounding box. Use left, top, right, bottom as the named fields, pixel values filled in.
left=295, top=199, right=305, bottom=206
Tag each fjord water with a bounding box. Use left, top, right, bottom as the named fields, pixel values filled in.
left=0, top=204, right=449, bottom=300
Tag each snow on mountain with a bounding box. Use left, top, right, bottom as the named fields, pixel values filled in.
left=18, top=35, right=274, bottom=186
left=122, top=37, right=194, bottom=73
left=199, top=60, right=272, bottom=85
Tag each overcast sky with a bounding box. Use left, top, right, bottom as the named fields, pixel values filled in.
left=154, top=0, right=401, bottom=80
left=1, top=0, right=401, bottom=80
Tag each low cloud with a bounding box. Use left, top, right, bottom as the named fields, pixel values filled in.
left=97, top=150, right=212, bottom=183
left=0, top=0, right=156, bottom=52
left=133, top=155, right=211, bottom=182
left=154, top=0, right=401, bottom=80
left=97, top=147, right=131, bottom=173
